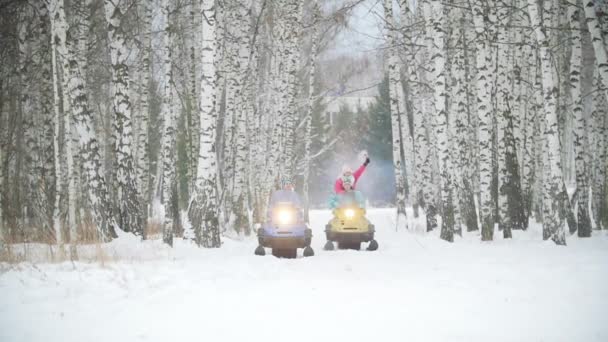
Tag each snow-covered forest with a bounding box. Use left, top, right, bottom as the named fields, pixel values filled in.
left=1, top=0, right=608, bottom=340
left=1, top=0, right=606, bottom=250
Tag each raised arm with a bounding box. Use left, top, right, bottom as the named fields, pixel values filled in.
left=353, top=164, right=366, bottom=182
left=353, top=157, right=370, bottom=182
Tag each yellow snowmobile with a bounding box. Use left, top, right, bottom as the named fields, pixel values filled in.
left=324, top=191, right=378, bottom=251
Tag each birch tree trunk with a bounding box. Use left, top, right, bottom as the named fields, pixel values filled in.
left=18, top=6, right=39, bottom=238
left=230, top=0, right=253, bottom=235
left=411, top=0, right=437, bottom=232
left=569, top=0, right=592, bottom=237
left=280, top=0, right=302, bottom=177
left=520, top=28, right=538, bottom=228
left=188, top=0, right=201, bottom=190
left=451, top=7, right=478, bottom=233
left=384, top=0, right=407, bottom=231
left=399, top=0, right=417, bottom=214
left=303, top=8, right=319, bottom=224
left=472, top=0, right=495, bottom=241
left=591, top=69, right=607, bottom=229
left=136, top=0, right=152, bottom=227
left=160, top=0, right=177, bottom=246
left=583, top=1, right=608, bottom=101
left=189, top=0, right=221, bottom=248
left=50, top=0, right=116, bottom=242
left=426, top=0, right=454, bottom=241
left=49, top=6, right=76, bottom=252
left=36, top=2, right=55, bottom=238
left=527, top=0, right=566, bottom=245
left=495, top=4, right=525, bottom=238
left=104, top=0, right=143, bottom=236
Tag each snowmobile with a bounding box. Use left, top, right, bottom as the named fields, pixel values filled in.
left=254, top=202, right=314, bottom=258
left=324, top=191, right=379, bottom=251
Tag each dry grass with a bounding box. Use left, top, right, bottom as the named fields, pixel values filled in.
left=0, top=218, right=171, bottom=264
left=144, top=219, right=163, bottom=240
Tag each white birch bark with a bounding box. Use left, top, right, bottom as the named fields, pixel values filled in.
left=520, top=21, right=537, bottom=227
left=472, top=0, right=495, bottom=240
left=591, top=69, right=607, bottom=229
left=160, top=0, right=177, bottom=246
left=189, top=0, right=221, bottom=248
left=231, top=0, right=253, bottom=235
left=18, top=6, right=38, bottom=235
left=104, top=0, right=143, bottom=235
left=398, top=1, right=420, bottom=217
left=135, top=0, right=152, bottom=223
left=410, top=0, right=437, bottom=231
left=450, top=7, right=478, bottom=233
left=303, top=7, right=319, bottom=224
left=584, top=1, right=608, bottom=101
left=35, top=2, right=55, bottom=234
left=427, top=0, right=454, bottom=241
left=50, top=0, right=117, bottom=242
left=384, top=0, right=407, bottom=230
left=278, top=0, right=302, bottom=177
left=527, top=0, right=566, bottom=244
left=495, top=4, right=513, bottom=238
left=64, top=78, right=77, bottom=256
left=188, top=0, right=201, bottom=191
left=569, top=0, right=592, bottom=237
left=220, top=7, right=238, bottom=226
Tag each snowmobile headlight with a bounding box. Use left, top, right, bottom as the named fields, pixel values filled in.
left=277, top=209, right=295, bottom=225
left=345, top=208, right=356, bottom=219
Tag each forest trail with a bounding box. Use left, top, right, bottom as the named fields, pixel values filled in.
left=1, top=208, right=608, bottom=342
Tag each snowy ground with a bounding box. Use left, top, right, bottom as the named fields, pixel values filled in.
left=1, top=208, right=608, bottom=342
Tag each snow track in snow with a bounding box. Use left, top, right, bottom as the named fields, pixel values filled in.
left=1, top=208, right=607, bottom=342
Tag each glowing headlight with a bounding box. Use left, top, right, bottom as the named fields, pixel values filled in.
left=278, top=210, right=294, bottom=225
left=345, top=209, right=355, bottom=219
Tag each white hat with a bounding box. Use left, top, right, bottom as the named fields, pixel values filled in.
left=341, top=165, right=353, bottom=174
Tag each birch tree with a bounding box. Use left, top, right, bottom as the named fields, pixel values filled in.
left=189, top=0, right=221, bottom=248
left=527, top=0, right=566, bottom=245
left=569, top=0, right=592, bottom=237
left=383, top=0, right=407, bottom=231
left=472, top=0, right=495, bottom=241
left=104, top=0, right=144, bottom=235
left=591, top=70, right=607, bottom=230
left=583, top=0, right=608, bottom=101
left=449, top=4, right=478, bottom=233
left=303, top=3, right=320, bottom=223
left=425, top=0, right=455, bottom=241
left=49, top=0, right=117, bottom=242
left=230, top=0, right=253, bottom=235
left=159, top=0, right=177, bottom=246
left=49, top=4, right=65, bottom=252
left=135, top=0, right=152, bottom=223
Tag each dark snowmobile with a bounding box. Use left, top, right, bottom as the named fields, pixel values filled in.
left=254, top=202, right=314, bottom=258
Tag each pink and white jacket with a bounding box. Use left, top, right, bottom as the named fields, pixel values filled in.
left=334, top=164, right=367, bottom=194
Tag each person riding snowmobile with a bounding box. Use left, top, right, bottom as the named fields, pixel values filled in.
left=334, top=155, right=370, bottom=194
left=329, top=174, right=365, bottom=209
left=269, top=176, right=303, bottom=222
left=270, top=176, right=301, bottom=207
